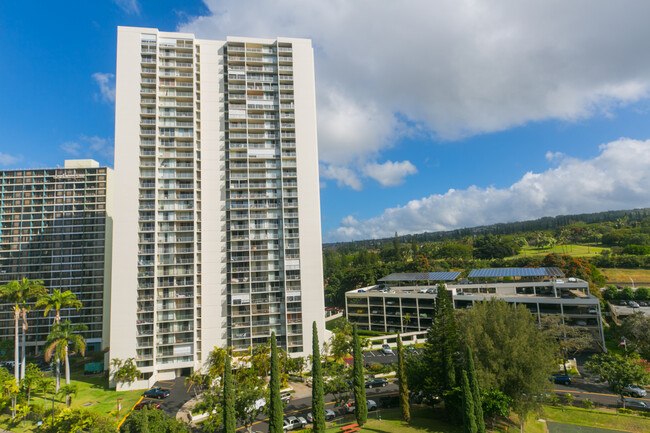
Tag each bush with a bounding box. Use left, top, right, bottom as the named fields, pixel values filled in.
left=561, top=393, right=574, bottom=406
left=581, top=398, right=594, bottom=409
left=548, top=394, right=560, bottom=406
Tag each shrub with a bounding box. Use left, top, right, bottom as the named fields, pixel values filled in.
left=581, top=398, right=594, bottom=409
left=561, top=393, right=574, bottom=406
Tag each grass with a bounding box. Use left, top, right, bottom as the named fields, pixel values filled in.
left=516, top=244, right=606, bottom=258
left=0, top=367, right=144, bottom=432
left=542, top=406, right=650, bottom=433
left=600, top=268, right=650, bottom=284
left=324, top=408, right=462, bottom=433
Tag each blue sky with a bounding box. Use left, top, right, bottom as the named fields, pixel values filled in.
left=2, top=1, right=650, bottom=242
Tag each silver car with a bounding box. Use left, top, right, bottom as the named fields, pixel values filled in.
left=624, top=384, right=647, bottom=398
left=381, top=344, right=394, bottom=355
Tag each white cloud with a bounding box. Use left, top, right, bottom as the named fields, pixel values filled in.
left=60, top=136, right=114, bottom=161
left=180, top=1, right=650, bottom=173
left=326, top=138, right=650, bottom=241
left=362, top=160, right=418, bottom=187
left=60, top=142, right=81, bottom=156
left=112, top=0, right=140, bottom=15
left=0, top=153, right=21, bottom=166
left=320, top=164, right=363, bottom=191
left=92, top=72, right=115, bottom=104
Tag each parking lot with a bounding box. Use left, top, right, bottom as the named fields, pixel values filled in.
left=137, top=376, right=195, bottom=418
left=362, top=347, right=422, bottom=366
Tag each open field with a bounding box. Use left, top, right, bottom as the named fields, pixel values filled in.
left=600, top=268, right=650, bottom=284
left=516, top=244, right=606, bottom=258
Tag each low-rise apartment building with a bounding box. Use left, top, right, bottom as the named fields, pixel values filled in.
left=345, top=268, right=605, bottom=349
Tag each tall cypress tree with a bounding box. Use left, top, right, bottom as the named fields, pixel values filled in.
left=223, top=355, right=236, bottom=433
left=466, top=347, right=485, bottom=433
left=461, top=370, right=477, bottom=433
left=352, top=324, right=367, bottom=426
left=269, top=332, right=284, bottom=433
left=312, top=322, right=326, bottom=433
left=397, top=334, right=410, bottom=421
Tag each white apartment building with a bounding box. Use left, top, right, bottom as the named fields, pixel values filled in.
left=111, top=26, right=324, bottom=387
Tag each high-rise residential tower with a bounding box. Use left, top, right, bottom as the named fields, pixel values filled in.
left=0, top=159, right=113, bottom=354
left=111, top=26, right=324, bottom=386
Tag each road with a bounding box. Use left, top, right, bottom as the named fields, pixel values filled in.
left=236, top=383, right=399, bottom=432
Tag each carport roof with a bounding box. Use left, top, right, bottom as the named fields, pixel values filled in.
left=378, top=271, right=461, bottom=282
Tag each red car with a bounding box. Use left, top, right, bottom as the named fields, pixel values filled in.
left=134, top=401, right=161, bottom=410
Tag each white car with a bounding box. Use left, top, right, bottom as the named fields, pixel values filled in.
left=629, top=301, right=640, bottom=308
left=381, top=344, right=394, bottom=355
left=624, top=384, right=647, bottom=398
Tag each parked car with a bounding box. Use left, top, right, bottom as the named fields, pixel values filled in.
left=306, top=409, right=336, bottom=422
left=574, top=320, right=587, bottom=326
left=378, top=395, right=399, bottom=408
left=345, top=400, right=377, bottom=413
left=143, top=387, right=170, bottom=399
left=618, top=398, right=650, bottom=412
left=587, top=308, right=598, bottom=314
left=629, top=301, right=640, bottom=308
left=624, top=384, right=647, bottom=398
left=381, top=344, right=394, bottom=355
left=134, top=401, right=161, bottom=410
left=550, top=374, right=572, bottom=385
left=639, top=301, right=648, bottom=307
left=619, top=300, right=628, bottom=306
left=283, top=416, right=307, bottom=430
left=280, top=391, right=292, bottom=403
left=365, top=378, right=388, bottom=388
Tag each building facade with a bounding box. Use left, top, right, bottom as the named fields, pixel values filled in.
left=111, top=27, right=324, bottom=385
left=0, top=159, right=113, bottom=353
left=346, top=268, right=605, bottom=349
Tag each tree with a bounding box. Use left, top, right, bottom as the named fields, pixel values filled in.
left=21, top=363, right=43, bottom=406
left=1, top=368, right=19, bottom=419
left=268, top=332, right=283, bottom=433
left=120, top=406, right=189, bottom=433
left=458, top=300, right=555, bottom=432
left=397, top=334, right=410, bottom=421
left=223, top=355, right=236, bottom=433
left=481, top=388, right=512, bottom=431
left=58, top=383, right=78, bottom=408
left=329, top=318, right=353, bottom=362
left=323, top=362, right=351, bottom=409
left=311, top=322, right=326, bottom=433
left=110, top=358, right=141, bottom=389
left=461, top=371, right=477, bottom=433
left=45, top=320, right=88, bottom=386
left=541, top=315, right=595, bottom=374
left=0, top=278, right=46, bottom=382
left=206, top=346, right=232, bottom=381
left=585, top=352, right=650, bottom=408
left=418, top=284, right=459, bottom=413
left=36, top=289, right=82, bottom=390
left=352, top=324, right=367, bottom=426
left=466, top=347, right=485, bottom=433
left=619, top=312, right=650, bottom=358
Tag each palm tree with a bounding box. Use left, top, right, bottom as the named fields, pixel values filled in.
left=0, top=278, right=46, bottom=382
left=36, top=289, right=82, bottom=390
left=45, top=320, right=88, bottom=386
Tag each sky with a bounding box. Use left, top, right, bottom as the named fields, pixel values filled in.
left=2, top=1, right=650, bottom=243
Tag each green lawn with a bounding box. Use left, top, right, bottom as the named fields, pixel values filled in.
left=516, top=244, right=606, bottom=258
left=0, top=369, right=144, bottom=432
left=542, top=406, right=650, bottom=433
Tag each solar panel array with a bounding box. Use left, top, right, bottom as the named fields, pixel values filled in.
left=467, top=267, right=565, bottom=278
left=378, top=271, right=461, bottom=282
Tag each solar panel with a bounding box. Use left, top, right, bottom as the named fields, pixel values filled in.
left=378, top=271, right=461, bottom=282
left=467, top=267, right=565, bottom=278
